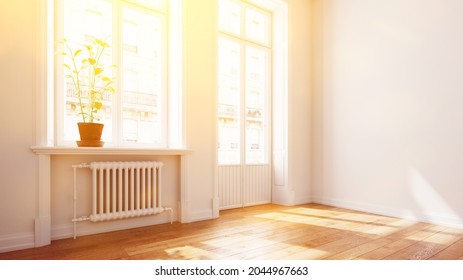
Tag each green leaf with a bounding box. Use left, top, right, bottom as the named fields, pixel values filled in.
left=94, top=102, right=102, bottom=110
left=102, top=76, right=111, bottom=82
left=63, top=64, right=71, bottom=70
left=74, top=49, right=82, bottom=57
left=95, top=38, right=110, bottom=48
left=94, top=67, right=103, bottom=75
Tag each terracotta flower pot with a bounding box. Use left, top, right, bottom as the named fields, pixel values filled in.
left=76, top=122, right=104, bottom=147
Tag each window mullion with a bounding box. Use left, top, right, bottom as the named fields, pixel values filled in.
left=240, top=43, right=246, bottom=167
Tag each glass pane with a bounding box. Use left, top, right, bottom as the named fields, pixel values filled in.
left=245, top=46, right=269, bottom=164
left=122, top=7, right=164, bottom=144
left=63, top=0, right=113, bottom=142
left=218, top=0, right=241, bottom=35
left=218, top=38, right=241, bottom=165
left=245, top=6, right=270, bottom=45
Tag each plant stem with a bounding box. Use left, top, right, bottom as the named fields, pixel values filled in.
left=66, top=43, right=86, bottom=123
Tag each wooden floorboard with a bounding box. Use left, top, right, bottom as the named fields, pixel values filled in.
left=1, top=203, right=463, bottom=260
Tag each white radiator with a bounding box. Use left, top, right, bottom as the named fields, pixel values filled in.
left=219, top=164, right=271, bottom=210
left=218, top=165, right=242, bottom=210
left=72, top=161, right=173, bottom=238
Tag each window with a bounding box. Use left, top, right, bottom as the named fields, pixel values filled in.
left=217, top=0, right=272, bottom=164
left=55, top=0, right=180, bottom=147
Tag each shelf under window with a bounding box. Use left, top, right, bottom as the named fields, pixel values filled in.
left=30, top=146, right=192, bottom=156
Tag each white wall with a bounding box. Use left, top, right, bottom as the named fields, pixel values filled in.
left=0, top=0, right=38, bottom=251
left=313, top=0, right=463, bottom=228
left=287, top=0, right=313, bottom=205
left=181, top=0, right=219, bottom=221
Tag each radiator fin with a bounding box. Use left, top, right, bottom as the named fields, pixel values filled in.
left=86, top=161, right=165, bottom=222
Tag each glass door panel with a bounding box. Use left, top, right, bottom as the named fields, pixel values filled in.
left=245, top=6, right=271, bottom=46
left=245, top=46, right=269, bottom=164
left=218, top=38, right=241, bottom=165
left=218, top=0, right=241, bottom=36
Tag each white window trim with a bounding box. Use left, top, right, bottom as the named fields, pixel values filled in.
left=35, top=0, right=184, bottom=151
left=248, top=0, right=289, bottom=189
left=35, top=0, right=55, bottom=148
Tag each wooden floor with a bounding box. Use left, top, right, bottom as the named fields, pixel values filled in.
left=2, top=203, right=463, bottom=260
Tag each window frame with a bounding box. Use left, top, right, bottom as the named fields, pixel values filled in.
left=51, top=0, right=182, bottom=148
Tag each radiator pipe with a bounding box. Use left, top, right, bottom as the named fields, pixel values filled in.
left=72, top=216, right=90, bottom=222
left=165, top=207, right=174, bottom=224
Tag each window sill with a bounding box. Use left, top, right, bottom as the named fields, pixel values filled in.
left=30, top=146, right=192, bottom=156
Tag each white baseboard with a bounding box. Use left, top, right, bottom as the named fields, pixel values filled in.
left=0, top=232, right=35, bottom=253
left=1, top=210, right=180, bottom=252
left=212, top=196, right=220, bottom=218
left=272, top=187, right=295, bottom=205
left=179, top=200, right=191, bottom=223
left=190, top=209, right=214, bottom=222
left=34, top=216, right=51, bottom=247
left=294, top=195, right=312, bottom=206
left=272, top=187, right=312, bottom=206
left=312, top=196, right=463, bottom=229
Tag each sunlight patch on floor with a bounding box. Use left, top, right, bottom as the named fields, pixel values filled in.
left=426, top=232, right=461, bottom=245
left=404, top=225, right=445, bottom=242
left=285, top=207, right=385, bottom=223
left=165, top=245, right=217, bottom=260
left=204, top=236, right=277, bottom=251
left=280, top=247, right=329, bottom=260
left=405, top=227, right=463, bottom=246
left=254, top=243, right=329, bottom=260
left=255, top=211, right=407, bottom=237
left=360, top=219, right=418, bottom=237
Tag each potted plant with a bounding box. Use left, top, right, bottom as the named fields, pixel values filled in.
left=59, top=37, right=115, bottom=147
